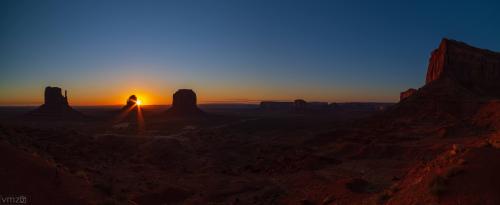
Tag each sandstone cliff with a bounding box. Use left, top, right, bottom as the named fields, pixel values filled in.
left=426, top=39, right=500, bottom=95
left=391, top=39, right=500, bottom=123
left=398, top=39, right=500, bottom=106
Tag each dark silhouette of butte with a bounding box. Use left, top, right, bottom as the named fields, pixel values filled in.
left=121, top=95, right=139, bottom=111
left=28, top=86, right=83, bottom=119
left=165, top=89, right=204, bottom=116
left=117, top=95, right=140, bottom=121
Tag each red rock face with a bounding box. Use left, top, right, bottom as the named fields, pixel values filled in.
left=426, top=39, right=500, bottom=94
left=400, top=88, right=417, bottom=101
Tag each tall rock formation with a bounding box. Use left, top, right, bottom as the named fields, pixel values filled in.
left=392, top=38, right=500, bottom=122
left=116, top=95, right=140, bottom=122
left=28, top=86, right=83, bottom=119
left=380, top=39, right=500, bottom=205
left=121, top=95, right=138, bottom=110
left=425, top=38, right=500, bottom=95
left=399, top=38, right=500, bottom=105
left=165, top=89, right=204, bottom=116
left=44, top=86, right=69, bottom=106
left=172, top=89, right=197, bottom=111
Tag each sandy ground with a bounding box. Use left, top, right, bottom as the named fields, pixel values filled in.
left=1, top=102, right=500, bottom=205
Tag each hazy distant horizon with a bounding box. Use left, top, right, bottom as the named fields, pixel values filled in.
left=2, top=0, right=500, bottom=105
left=0, top=99, right=397, bottom=107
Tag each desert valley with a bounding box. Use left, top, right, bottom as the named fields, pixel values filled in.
left=2, top=38, right=500, bottom=205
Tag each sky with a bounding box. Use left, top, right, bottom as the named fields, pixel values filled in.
left=1, top=0, right=500, bottom=105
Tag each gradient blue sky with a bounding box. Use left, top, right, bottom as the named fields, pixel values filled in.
left=1, top=0, right=500, bottom=105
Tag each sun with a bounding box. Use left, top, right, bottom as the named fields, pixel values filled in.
left=136, top=99, right=142, bottom=106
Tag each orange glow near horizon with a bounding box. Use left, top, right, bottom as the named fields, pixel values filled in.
left=0, top=84, right=400, bottom=106
left=114, top=92, right=153, bottom=106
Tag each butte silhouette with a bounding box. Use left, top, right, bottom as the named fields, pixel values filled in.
left=27, top=86, right=84, bottom=119
left=116, top=95, right=142, bottom=122
left=164, top=89, right=204, bottom=117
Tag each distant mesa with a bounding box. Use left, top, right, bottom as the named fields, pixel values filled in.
left=400, top=88, right=417, bottom=101
left=307, top=101, right=330, bottom=110
left=293, top=99, right=307, bottom=111
left=260, top=101, right=294, bottom=111
left=27, top=86, right=84, bottom=119
left=330, top=102, right=393, bottom=111
left=260, top=99, right=329, bottom=112
left=165, top=89, right=204, bottom=116
left=260, top=100, right=392, bottom=112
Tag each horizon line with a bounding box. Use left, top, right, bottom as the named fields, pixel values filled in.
left=0, top=100, right=397, bottom=107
